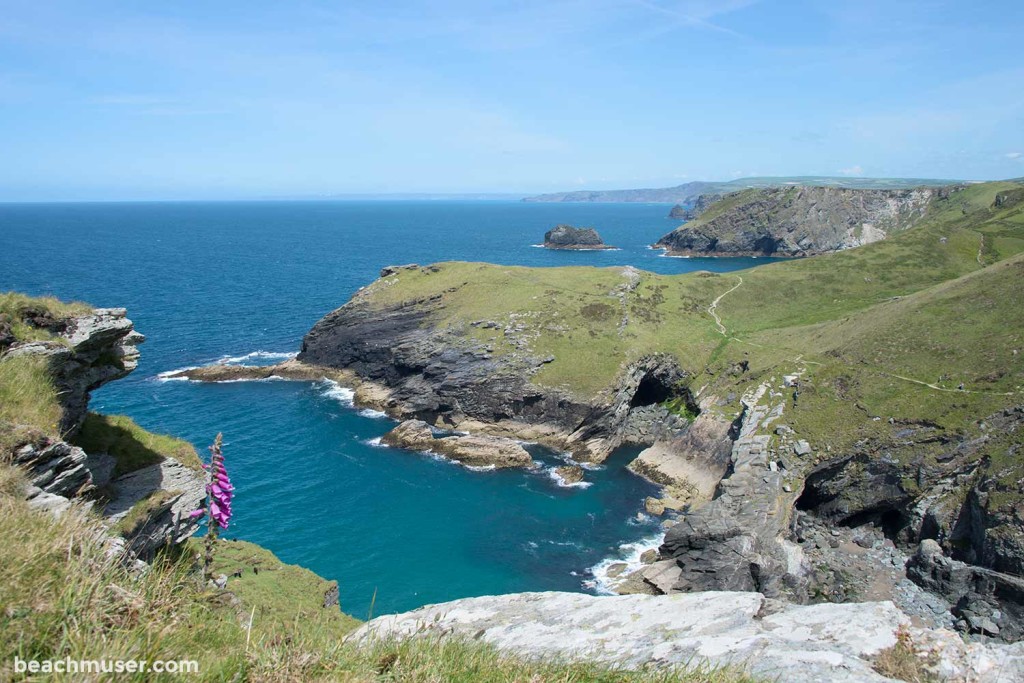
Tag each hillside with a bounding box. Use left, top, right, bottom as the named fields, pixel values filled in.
left=298, top=180, right=1024, bottom=638
left=522, top=175, right=962, bottom=204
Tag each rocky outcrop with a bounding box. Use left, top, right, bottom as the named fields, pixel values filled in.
left=659, top=382, right=803, bottom=598
left=542, top=225, right=615, bottom=250
left=2, top=306, right=204, bottom=559
left=380, top=419, right=534, bottom=469
left=906, top=539, right=1024, bottom=641
left=627, top=399, right=734, bottom=506
left=656, top=186, right=946, bottom=257
left=350, top=591, right=1024, bottom=682
left=4, top=308, right=144, bottom=435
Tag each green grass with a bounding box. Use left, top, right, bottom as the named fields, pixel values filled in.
left=73, top=412, right=204, bottom=476
left=0, top=291, right=91, bottom=345
left=0, top=355, right=63, bottom=449
left=0, top=463, right=757, bottom=682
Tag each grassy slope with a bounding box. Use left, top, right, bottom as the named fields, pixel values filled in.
left=357, top=181, right=1024, bottom=488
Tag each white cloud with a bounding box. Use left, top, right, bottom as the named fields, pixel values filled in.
left=1006, top=152, right=1023, bottom=160
left=839, top=165, right=864, bottom=176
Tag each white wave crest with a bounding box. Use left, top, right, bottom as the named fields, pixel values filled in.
left=319, top=379, right=355, bottom=405
left=582, top=531, right=665, bottom=595
left=218, top=350, right=297, bottom=365
left=155, top=366, right=199, bottom=382
left=358, top=408, right=389, bottom=419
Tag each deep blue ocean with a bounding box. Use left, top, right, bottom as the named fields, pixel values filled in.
left=0, top=200, right=770, bottom=618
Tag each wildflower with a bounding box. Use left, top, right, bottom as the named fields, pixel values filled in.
left=189, top=433, right=233, bottom=578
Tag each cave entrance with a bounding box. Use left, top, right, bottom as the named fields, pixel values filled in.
left=628, top=368, right=700, bottom=418
left=630, top=373, right=675, bottom=408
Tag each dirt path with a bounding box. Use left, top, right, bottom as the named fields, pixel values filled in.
left=708, top=275, right=744, bottom=336
left=977, top=234, right=986, bottom=266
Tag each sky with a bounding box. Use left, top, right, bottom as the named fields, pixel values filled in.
left=1, top=0, right=1023, bottom=200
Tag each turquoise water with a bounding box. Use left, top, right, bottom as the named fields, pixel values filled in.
left=0, top=200, right=774, bottom=617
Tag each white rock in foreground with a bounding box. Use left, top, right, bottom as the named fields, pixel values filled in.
left=348, top=591, right=1024, bottom=682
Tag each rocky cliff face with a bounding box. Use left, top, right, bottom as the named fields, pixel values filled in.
left=667, top=193, right=721, bottom=221
left=656, top=186, right=946, bottom=257
left=2, top=307, right=205, bottom=558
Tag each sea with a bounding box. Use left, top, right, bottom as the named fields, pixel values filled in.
left=0, top=200, right=773, bottom=618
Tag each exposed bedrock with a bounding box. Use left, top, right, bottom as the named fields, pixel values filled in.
left=351, top=591, right=1024, bottom=682
left=299, top=287, right=695, bottom=460
left=655, top=185, right=946, bottom=257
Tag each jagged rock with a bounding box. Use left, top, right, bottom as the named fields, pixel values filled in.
left=905, top=540, right=1024, bottom=641
left=641, top=560, right=681, bottom=593
left=103, top=458, right=206, bottom=559
left=349, top=591, right=1024, bottom=682
left=660, top=384, right=800, bottom=599
left=644, top=496, right=665, bottom=516
left=554, top=465, right=584, bottom=484
left=15, top=440, right=92, bottom=498
left=299, top=283, right=694, bottom=459
left=793, top=440, right=812, bottom=456
left=542, top=225, right=614, bottom=250
left=639, top=549, right=658, bottom=564
left=323, top=584, right=340, bottom=608
left=606, top=563, right=628, bottom=578
left=163, top=358, right=352, bottom=383
left=629, top=403, right=732, bottom=503
left=655, top=186, right=941, bottom=257
left=380, top=420, right=533, bottom=469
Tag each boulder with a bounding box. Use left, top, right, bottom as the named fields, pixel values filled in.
left=644, top=496, right=665, bottom=516
left=554, top=465, right=584, bottom=484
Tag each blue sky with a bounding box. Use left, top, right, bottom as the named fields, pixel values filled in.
left=1, top=0, right=1023, bottom=200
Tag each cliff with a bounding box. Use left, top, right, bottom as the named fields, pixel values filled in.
left=668, top=193, right=721, bottom=221
left=655, top=185, right=945, bottom=257
left=297, top=181, right=1024, bottom=642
